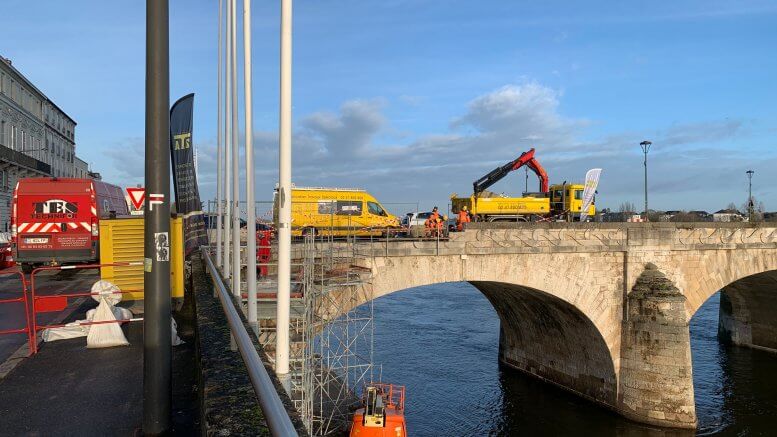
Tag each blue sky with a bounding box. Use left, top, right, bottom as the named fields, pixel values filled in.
left=4, top=0, right=777, bottom=213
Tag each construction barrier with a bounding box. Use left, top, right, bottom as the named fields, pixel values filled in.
left=0, top=271, right=33, bottom=355
left=29, top=262, right=144, bottom=354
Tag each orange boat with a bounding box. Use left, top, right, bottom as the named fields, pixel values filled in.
left=349, top=383, right=407, bottom=437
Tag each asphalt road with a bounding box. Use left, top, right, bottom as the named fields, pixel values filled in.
left=0, top=268, right=100, bottom=363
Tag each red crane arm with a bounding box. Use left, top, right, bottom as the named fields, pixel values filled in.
left=473, top=148, right=550, bottom=195
left=520, top=155, right=549, bottom=193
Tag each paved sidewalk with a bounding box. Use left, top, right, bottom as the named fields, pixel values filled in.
left=0, top=301, right=198, bottom=436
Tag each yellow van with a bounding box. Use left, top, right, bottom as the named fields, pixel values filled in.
left=276, top=186, right=400, bottom=237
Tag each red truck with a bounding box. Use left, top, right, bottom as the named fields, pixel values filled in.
left=11, top=178, right=129, bottom=273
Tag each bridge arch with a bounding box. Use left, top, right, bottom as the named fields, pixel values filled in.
left=471, top=281, right=617, bottom=406
left=677, top=249, right=777, bottom=320
left=356, top=253, right=623, bottom=408
left=715, top=270, right=777, bottom=351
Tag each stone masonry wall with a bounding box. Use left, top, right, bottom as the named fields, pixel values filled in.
left=618, top=264, right=696, bottom=429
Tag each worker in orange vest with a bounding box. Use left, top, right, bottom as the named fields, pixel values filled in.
left=425, top=207, right=440, bottom=238
left=456, top=205, right=471, bottom=231
left=437, top=214, right=446, bottom=235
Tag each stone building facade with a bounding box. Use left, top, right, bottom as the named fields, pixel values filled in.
left=0, top=55, right=88, bottom=231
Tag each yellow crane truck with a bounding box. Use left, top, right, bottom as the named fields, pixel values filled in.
left=450, top=148, right=596, bottom=222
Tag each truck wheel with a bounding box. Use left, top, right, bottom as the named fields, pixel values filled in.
left=301, top=227, right=317, bottom=237
left=21, top=263, right=34, bottom=274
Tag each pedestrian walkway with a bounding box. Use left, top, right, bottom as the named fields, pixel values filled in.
left=0, top=300, right=198, bottom=436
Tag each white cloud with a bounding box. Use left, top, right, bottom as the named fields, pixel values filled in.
left=108, top=81, right=768, bottom=212
left=300, top=99, right=386, bottom=157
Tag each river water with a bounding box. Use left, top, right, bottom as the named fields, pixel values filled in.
left=370, top=283, right=777, bottom=436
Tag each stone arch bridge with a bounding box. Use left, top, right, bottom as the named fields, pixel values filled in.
left=337, top=222, right=777, bottom=429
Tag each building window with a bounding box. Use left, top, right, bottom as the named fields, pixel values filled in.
left=0, top=120, right=4, bottom=146
left=11, top=126, right=17, bottom=150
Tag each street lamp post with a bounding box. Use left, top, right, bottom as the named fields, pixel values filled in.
left=143, top=0, right=172, bottom=433
left=747, top=170, right=754, bottom=221
left=640, top=140, right=652, bottom=222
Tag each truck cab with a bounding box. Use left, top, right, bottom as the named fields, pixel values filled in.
left=549, top=183, right=596, bottom=219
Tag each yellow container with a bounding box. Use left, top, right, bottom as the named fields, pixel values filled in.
left=98, top=216, right=184, bottom=301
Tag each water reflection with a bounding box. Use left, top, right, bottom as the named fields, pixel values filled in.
left=370, top=284, right=777, bottom=436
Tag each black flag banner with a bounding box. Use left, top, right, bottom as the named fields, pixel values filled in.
left=170, top=93, right=208, bottom=256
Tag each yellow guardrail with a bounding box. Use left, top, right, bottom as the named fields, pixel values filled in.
left=98, top=216, right=184, bottom=301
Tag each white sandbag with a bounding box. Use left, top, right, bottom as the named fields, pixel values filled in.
left=171, top=317, right=184, bottom=346
left=86, top=297, right=129, bottom=348
left=86, top=306, right=132, bottom=323
left=86, top=280, right=129, bottom=348
left=43, top=279, right=131, bottom=347
left=41, top=322, right=88, bottom=342
left=115, top=307, right=133, bottom=320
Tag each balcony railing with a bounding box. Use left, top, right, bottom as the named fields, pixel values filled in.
left=0, top=144, right=51, bottom=174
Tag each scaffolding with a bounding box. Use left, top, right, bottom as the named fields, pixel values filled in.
left=228, top=201, right=374, bottom=436
left=301, top=232, right=375, bottom=435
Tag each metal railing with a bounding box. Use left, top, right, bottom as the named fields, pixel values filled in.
left=202, top=247, right=299, bottom=437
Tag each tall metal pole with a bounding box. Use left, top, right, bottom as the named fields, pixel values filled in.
left=143, top=0, right=171, bottom=433
left=747, top=170, right=754, bottom=221
left=223, top=0, right=233, bottom=279
left=640, top=140, right=651, bottom=222
left=231, top=0, right=241, bottom=298
left=276, top=0, right=293, bottom=389
left=244, top=0, right=257, bottom=328
left=216, top=0, right=224, bottom=268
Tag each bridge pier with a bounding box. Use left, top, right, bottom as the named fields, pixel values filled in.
left=618, top=263, right=696, bottom=429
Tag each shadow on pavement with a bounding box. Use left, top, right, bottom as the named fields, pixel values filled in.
left=0, top=298, right=199, bottom=436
